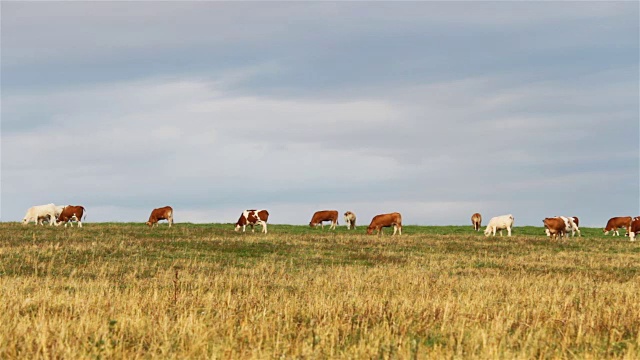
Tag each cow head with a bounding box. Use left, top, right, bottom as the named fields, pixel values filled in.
left=146, top=221, right=153, bottom=227
left=602, top=228, right=609, bottom=235
left=22, top=218, right=28, bottom=225
left=483, top=227, right=492, bottom=237
left=234, top=224, right=241, bottom=232
left=366, top=226, right=374, bottom=235
left=309, top=222, right=317, bottom=228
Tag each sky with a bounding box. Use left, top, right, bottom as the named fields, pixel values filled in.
left=1, top=2, right=638, bottom=227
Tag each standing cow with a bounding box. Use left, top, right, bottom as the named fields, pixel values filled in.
left=344, top=211, right=357, bottom=230
left=366, top=212, right=402, bottom=236
left=22, top=204, right=58, bottom=226
left=235, top=209, right=269, bottom=233
left=484, top=214, right=514, bottom=237
left=629, top=217, right=640, bottom=241
left=146, top=206, right=174, bottom=227
left=544, top=216, right=581, bottom=238
left=543, top=217, right=567, bottom=240
left=56, top=205, right=86, bottom=227
left=603, top=216, right=632, bottom=236
left=309, top=210, right=339, bottom=230
left=471, top=213, right=482, bottom=231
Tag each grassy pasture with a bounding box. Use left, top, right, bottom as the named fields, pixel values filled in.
left=0, top=223, right=638, bottom=359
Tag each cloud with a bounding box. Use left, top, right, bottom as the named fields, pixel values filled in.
left=1, top=2, right=638, bottom=226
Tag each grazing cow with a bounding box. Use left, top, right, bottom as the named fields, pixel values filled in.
left=484, top=214, right=514, bottom=237
left=235, top=209, right=269, bottom=233
left=34, top=205, right=67, bottom=225
left=344, top=211, right=357, bottom=230
left=309, top=210, right=339, bottom=230
left=603, top=216, right=632, bottom=236
left=471, top=213, right=482, bottom=231
left=366, top=212, right=402, bottom=236
left=544, top=216, right=581, bottom=238
left=146, top=206, right=173, bottom=227
left=629, top=217, right=640, bottom=241
left=571, top=216, right=579, bottom=228
left=22, top=204, right=58, bottom=226
left=56, top=205, right=86, bottom=227
left=543, top=217, right=567, bottom=240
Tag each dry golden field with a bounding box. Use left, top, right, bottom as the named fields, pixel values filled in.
left=0, top=223, right=638, bottom=359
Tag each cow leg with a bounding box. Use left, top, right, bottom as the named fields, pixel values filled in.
left=507, top=227, right=511, bottom=237
left=78, top=220, right=83, bottom=228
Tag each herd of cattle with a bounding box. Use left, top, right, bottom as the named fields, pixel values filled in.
left=19, top=204, right=640, bottom=240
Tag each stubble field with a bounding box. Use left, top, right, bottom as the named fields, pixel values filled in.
left=0, top=223, right=638, bottom=359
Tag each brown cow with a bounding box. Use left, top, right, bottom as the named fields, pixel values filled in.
left=235, top=209, right=269, bottom=233
left=146, top=206, right=173, bottom=227
left=55, top=205, right=86, bottom=227
left=367, top=212, right=402, bottom=236
left=629, top=217, right=640, bottom=241
left=543, top=217, right=566, bottom=240
left=471, top=213, right=482, bottom=231
left=344, top=211, right=357, bottom=230
left=309, top=210, right=339, bottom=230
left=603, top=216, right=631, bottom=236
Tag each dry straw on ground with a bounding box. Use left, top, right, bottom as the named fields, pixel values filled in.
left=0, top=223, right=638, bottom=358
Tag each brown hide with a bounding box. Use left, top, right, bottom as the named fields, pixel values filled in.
left=471, top=213, right=482, bottom=231
left=57, top=205, right=85, bottom=223
left=543, top=217, right=566, bottom=240
left=367, top=212, right=402, bottom=235
left=309, top=210, right=339, bottom=227
left=603, top=216, right=631, bottom=234
left=147, top=206, right=173, bottom=227
left=236, top=210, right=269, bottom=227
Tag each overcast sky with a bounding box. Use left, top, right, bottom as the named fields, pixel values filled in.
left=2, top=2, right=638, bottom=227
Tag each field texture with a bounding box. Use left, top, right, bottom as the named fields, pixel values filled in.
left=0, top=223, right=638, bottom=359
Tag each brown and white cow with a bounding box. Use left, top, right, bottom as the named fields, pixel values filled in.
left=235, top=209, right=269, bottom=233
left=309, top=210, right=338, bottom=230
left=146, top=206, right=173, bottom=227
left=55, top=205, right=86, bottom=227
left=603, top=216, right=631, bottom=236
left=628, top=217, right=640, bottom=241
left=471, top=213, right=482, bottom=231
left=544, top=216, right=580, bottom=237
left=344, top=211, right=357, bottom=230
left=367, top=212, right=402, bottom=236
left=543, top=217, right=566, bottom=240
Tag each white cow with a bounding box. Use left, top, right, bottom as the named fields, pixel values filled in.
left=22, top=204, right=58, bottom=226
left=484, top=214, right=514, bottom=237
left=545, top=216, right=580, bottom=238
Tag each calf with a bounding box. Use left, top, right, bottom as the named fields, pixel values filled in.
left=146, top=206, right=173, bottom=227
left=309, top=210, right=339, bottom=230
left=603, top=216, right=631, bottom=236
left=484, top=214, right=514, bottom=237
left=629, top=217, right=640, bottom=241
left=55, top=205, right=86, bottom=227
left=471, top=213, right=482, bottom=231
left=344, top=211, right=357, bottom=230
left=235, top=209, right=269, bottom=233
left=543, top=217, right=566, bottom=240
left=366, top=212, right=402, bottom=236
left=22, top=204, right=57, bottom=226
